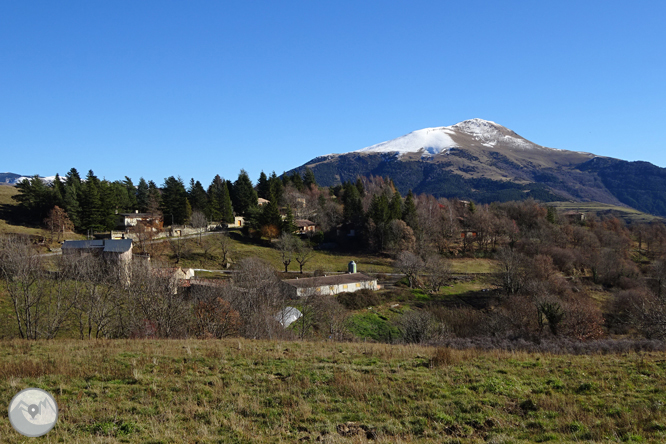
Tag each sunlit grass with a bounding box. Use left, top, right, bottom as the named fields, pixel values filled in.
left=0, top=339, right=665, bottom=443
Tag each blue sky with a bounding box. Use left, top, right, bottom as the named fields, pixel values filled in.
left=1, top=1, right=665, bottom=186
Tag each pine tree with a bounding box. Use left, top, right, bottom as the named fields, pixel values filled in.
left=232, top=170, right=258, bottom=216
left=468, top=200, right=476, bottom=214
left=342, top=182, right=364, bottom=225
left=291, top=173, right=305, bottom=192
left=62, top=184, right=81, bottom=229
left=147, top=181, right=162, bottom=215
left=136, top=177, right=149, bottom=212
left=257, top=171, right=271, bottom=200
left=80, top=170, right=104, bottom=231
left=161, top=176, right=190, bottom=225
left=402, top=190, right=418, bottom=230
left=389, top=190, right=402, bottom=221
left=282, top=205, right=297, bottom=234
left=122, top=176, right=138, bottom=210
left=52, top=174, right=65, bottom=208
left=260, top=198, right=282, bottom=230
left=355, top=177, right=365, bottom=197
left=188, top=179, right=208, bottom=212
left=269, top=172, right=284, bottom=204
left=303, top=167, right=317, bottom=189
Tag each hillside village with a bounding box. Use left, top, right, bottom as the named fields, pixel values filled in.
left=2, top=165, right=666, bottom=347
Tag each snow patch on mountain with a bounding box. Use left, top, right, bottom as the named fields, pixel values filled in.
left=352, top=118, right=541, bottom=157
left=354, top=127, right=459, bottom=156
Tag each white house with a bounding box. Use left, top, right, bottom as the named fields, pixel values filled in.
left=281, top=273, right=378, bottom=298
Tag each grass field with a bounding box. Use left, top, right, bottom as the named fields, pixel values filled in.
left=0, top=339, right=665, bottom=443
left=549, top=201, right=663, bottom=224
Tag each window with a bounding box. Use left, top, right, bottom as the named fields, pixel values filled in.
left=343, top=285, right=348, bottom=289
left=356, top=283, right=361, bottom=288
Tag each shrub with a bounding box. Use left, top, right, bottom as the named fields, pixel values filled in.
left=337, top=289, right=381, bottom=310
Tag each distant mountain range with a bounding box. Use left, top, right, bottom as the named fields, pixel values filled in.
left=0, top=172, right=56, bottom=185
left=288, top=119, right=666, bottom=217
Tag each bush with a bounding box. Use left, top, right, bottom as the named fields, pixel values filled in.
left=337, top=289, right=381, bottom=310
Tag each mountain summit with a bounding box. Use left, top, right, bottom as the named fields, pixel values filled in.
left=289, top=119, right=666, bottom=217
left=354, top=119, right=543, bottom=156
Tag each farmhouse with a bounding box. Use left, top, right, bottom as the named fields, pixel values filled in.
left=62, top=239, right=133, bottom=262
left=282, top=273, right=378, bottom=298
left=294, top=219, right=316, bottom=234
left=116, top=211, right=163, bottom=230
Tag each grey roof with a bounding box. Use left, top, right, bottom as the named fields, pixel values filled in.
left=282, top=273, right=375, bottom=289
left=62, top=239, right=132, bottom=253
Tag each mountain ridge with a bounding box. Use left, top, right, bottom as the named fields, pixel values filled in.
left=289, top=119, right=666, bottom=217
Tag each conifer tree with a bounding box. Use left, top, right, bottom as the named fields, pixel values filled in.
left=80, top=170, right=104, bottom=231
left=282, top=205, right=297, bottom=234
left=136, top=177, right=149, bottom=212
left=52, top=174, right=65, bottom=208
left=188, top=179, right=208, bottom=212
left=257, top=171, right=271, bottom=200
left=389, top=190, right=402, bottom=221
left=303, top=167, right=317, bottom=189
left=161, top=176, right=190, bottom=225
left=232, top=170, right=258, bottom=216
left=402, top=190, right=418, bottom=230
left=268, top=172, right=284, bottom=204
left=122, top=176, right=138, bottom=210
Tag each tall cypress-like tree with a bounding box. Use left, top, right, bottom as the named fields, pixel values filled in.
left=232, top=170, right=258, bottom=216
left=80, top=170, right=104, bottom=231
left=122, top=177, right=138, bottom=211
left=402, top=190, right=418, bottom=230
left=269, top=171, right=284, bottom=205
left=257, top=171, right=271, bottom=200
left=136, top=177, right=149, bottom=212
left=52, top=174, right=65, bottom=208
left=147, top=180, right=162, bottom=215
left=389, top=190, right=403, bottom=221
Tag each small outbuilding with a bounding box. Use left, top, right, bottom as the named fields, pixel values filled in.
left=282, top=273, right=378, bottom=298
left=62, top=239, right=133, bottom=262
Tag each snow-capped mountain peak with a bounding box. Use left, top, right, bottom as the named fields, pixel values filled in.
left=351, top=118, right=541, bottom=157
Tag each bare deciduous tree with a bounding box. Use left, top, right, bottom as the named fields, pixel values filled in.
left=276, top=232, right=297, bottom=273
left=423, top=254, right=452, bottom=294
left=395, top=251, right=424, bottom=288
left=43, top=206, right=74, bottom=242
left=191, top=210, right=208, bottom=245
left=294, top=238, right=314, bottom=274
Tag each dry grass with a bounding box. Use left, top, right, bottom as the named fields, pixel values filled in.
left=0, top=339, right=665, bottom=443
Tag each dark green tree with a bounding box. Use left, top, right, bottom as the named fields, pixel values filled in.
left=303, top=167, right=317, bottom=189
left=282, top=205, right=297, bottom=234
left=291, top=173, right=304, bottom=192
left=79, top=170, right=104, bottom=232
left=188, top=179, right=208, bottom=212
left=257, top=171, right=271, bottom=200
left=232, top=170, right=258, bottom=216
left=269, top=171, right=284, bottom=204
left=136, top=177, right=149, bottom=212
left=260, top=198, right=282, bottom=230
left=342, top=181, right=364, bottom=225
left=389, top=190, right=403, bottom=221
left=402, top=190, right=418, bottom=230
left=161, top=176, right=190, bottom=225
left=122, top=176, right=138, bottom=210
